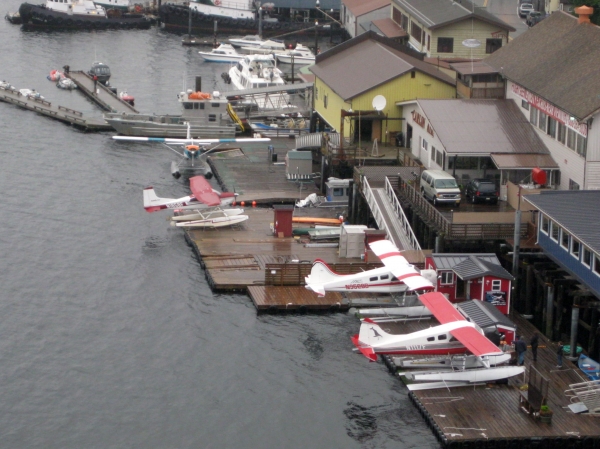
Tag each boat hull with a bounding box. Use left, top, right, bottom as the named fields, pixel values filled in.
left=158, top=4, right=330, bottom=37
left=198, top=54, right=243, bottom=63
left=19, top=3, right=151, bottom=29
left=104, top=116, right=237, bottom=139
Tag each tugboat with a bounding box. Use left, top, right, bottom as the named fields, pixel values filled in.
left=19, top=0, right=152, bottom=29
left=5, top=11, right=23, bottom=24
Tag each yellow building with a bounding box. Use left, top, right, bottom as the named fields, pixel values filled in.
left=391, top=0, right=515, bottom=58
left=309, top=31, right=456, bottom=145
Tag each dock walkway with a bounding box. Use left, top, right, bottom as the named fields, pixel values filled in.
left=65, top=70, right=138, bottom=113
left=0, top=84, right=112, bottom=131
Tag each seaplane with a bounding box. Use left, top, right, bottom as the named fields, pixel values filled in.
left=304, top=239, right=438, bottom=297
left=143, top=175, right=237, bottom=213
left=113, top=125, right=271, bottom=179
left=352, top=289, right=524, bottom=389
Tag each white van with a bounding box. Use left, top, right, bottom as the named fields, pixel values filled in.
left=420, top=170, right=461, bottom=206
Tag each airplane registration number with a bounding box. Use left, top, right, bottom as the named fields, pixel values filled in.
left=167, top=202, right=186, bottom=208
left=345, top=283, right=369, bottom=289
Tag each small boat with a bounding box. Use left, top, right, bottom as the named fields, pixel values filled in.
left=88, top=61, right=111, bottom=85
left=198, top=43, right=244, bottom=63
left=5, top=11, right=23, bottom=24
left=56, top=78, right=77, bottom=90
left=228, top=35, right=264, bottom=48
left=19, top=88, right=45, bottom=100
left=47, top=69, right=64, bottom=82
left=173, top=208, right=249, bottom=229
left=119, top=90, right=135, bottom=106
left=0, top=80, right=17, bottom=91
left=276, top=47, right=315, bottom=65
left=579, top=354, right=600, bottom=381
left=240, top=39, right=285, bottom=54
left=250, top=115, right=308, bottom=137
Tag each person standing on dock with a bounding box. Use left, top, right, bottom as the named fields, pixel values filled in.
left=93, top=75, right=98, bottom=95
left=557, top=341, right=564, bottom=368
left=530, top=333, right=539, bottom=362
left=515, top=335, right=527, bottom=366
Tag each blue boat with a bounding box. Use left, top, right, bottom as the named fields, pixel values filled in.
left=578, top=354, right=600, bottom=381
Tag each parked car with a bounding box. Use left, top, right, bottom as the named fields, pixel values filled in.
left=526, top=11, right=542, bottom=26
left=420, top=170, right=461, bottom=207
left=518, top=3, right=535, bottom=18
left=464, top=179, right=499, bottom=204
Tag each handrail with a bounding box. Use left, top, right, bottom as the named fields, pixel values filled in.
left=385, top=177, right=421, bottom=250
left=362, top=176, right=392, bottom=242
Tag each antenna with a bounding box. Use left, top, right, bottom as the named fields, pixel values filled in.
left=372, top=95, right=386, bottom=112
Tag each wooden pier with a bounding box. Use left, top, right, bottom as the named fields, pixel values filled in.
left=0, top=84, right=112, bottom=131
left=375, top=312, right=600, bottom=448
left=65, top=70, right=138, bottom=113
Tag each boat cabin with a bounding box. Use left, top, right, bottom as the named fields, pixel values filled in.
left=325, top=178, right=351, bottom=202
left=88, top=61, right=111, bottom=85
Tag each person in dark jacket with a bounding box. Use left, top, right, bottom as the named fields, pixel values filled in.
left=557, top=341, right=564, bottom=368
left=515, top=336, right=527, bottom=366
left=530, top=333, right=539, bottom=362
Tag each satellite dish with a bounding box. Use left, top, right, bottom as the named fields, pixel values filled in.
left=372, top=95, right=386, bottom=111
left=462, top=39, right=481, bottom=48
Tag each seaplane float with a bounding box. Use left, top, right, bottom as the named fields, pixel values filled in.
left=304, top=239, right=525, bottom=389
left=170, top=206, right=248, bottom=229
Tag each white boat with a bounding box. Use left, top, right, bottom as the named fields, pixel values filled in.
left=170, top=207, right=245, bottom=223
left=240, top=39, right=285, bottom=54
left=228, top=35, right=264, bottom=48
left=198, top=43, right=244, bottom=63
left=276, top=47, right=315, bottom=65
left=56, top=78, right=77, bottom=90
left=190, top=0, right=256, bottom=21
left=19, top=88, right=45, bottom=100
left=173, top=208, right=249, bottom=229
left=228, top=54, right=289, bottom=109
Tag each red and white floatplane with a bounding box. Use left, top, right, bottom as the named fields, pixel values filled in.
left=305, top=239, right=524, bottom=389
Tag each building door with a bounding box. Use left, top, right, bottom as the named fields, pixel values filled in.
left=406, top=124, right=413, bottom=149
left=456, top=278, right=465, bottom=299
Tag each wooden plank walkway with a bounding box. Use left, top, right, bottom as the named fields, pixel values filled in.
left=373, top=309, right=600, bottom=447
left=248, top=286, right=347, bottom=312
left=66, top=70, right=138, bottom=114
left=0, top=84, right=112, bottom=131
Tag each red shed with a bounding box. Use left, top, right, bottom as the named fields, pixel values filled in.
left=273, top=205, right=294, bottom=237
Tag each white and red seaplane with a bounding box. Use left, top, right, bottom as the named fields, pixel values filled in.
left=143, top=175, right=237, bottom=212
left=304, top=239, right=438, bottom=297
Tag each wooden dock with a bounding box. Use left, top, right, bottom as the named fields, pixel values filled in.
left=375, top=311, right=600, bottom=448
left=65, top=70, right=138, bottom=113
left=0, top=84, right=112, bottom=131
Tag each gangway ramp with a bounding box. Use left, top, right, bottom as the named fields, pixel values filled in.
left=363, top=176, right=421, bottom=251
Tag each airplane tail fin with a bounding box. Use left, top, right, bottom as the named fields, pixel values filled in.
left=351, top=318, right=397, bottom=361
left=304, top=259, right=342, bottom=296
left=143, top=187, right=173, bottom=213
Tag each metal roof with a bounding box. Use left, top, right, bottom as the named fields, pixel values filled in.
left=370, top=17, right=408, bottom=38
left=343, top=0, right=390, bottom=17
left=432, top=253, right=513, bottom=280
left=450, top=60, right=498, bottom=76
left=491, top=153, right=559, bottom=170
left=458, top=300, right=516, bottom=330
left=393, top=0, right=514, bottom=31
left=310, top=32, right=455, bottom=100
left=484, top=11, right=600, bottom=121
left=524, top=190, right=600, bottom=254
left=416, top=99, right=551, bottom=156
left=268, top=0, right=340, bottom=8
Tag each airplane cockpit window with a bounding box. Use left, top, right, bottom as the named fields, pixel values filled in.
left=380, top=274, right=389, bottom=280
left=438, top=334, right=447, bottom=340
left=449, top=336, right=458, bottom=342
left=369, top=276, right=378, bottom=282
left=427, top=337, right=435, bottom=342
left=391, top=276, right=398, bottom=281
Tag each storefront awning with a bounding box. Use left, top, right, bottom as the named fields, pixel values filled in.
left=491, top=153, right=559, bottom=170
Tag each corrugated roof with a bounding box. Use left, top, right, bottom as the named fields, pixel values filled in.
left=451, top=60, right=497, bottom=75
left=524, top=190, right=600, bottom=254
left=458, top=300, right=516, bottom=330
left=370, top=17, right=408, bottom=38
left=484, top=11, right=600, bottom=121
left=491, top=153, right=558, bottom=170
left=433, top=253, right=513, bottom=280
left=416, top=99, right=551, bottom=155
left=432, top=253, right=499, bottom=270
left=343, top=0, right=390, bottom=17
left=269, top=0, right=340, bottom=8
left=394, top=0, right=514, bottom=31
left=310, top=32, right=455, bottom=100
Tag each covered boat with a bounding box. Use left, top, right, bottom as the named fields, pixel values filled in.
left=579, top=354, right=600, bottom=381
left=104, top=89, right=241, bottom=139
left=19, top=0, right=152, bottom=29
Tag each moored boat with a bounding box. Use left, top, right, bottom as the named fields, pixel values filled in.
left=19, top=0, right=152, bottom=29
left=198, top=43, right=244, bottom=63
left=275, top=47, right=315, bottom=65
left=228, top=34, right=263, bottom=48
left=579, top=353, right=600, bottom=381
left=5, top=11, right=23, bottom=24
left=104, top=89, right=240, bottom=139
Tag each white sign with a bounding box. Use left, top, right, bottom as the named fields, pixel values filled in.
left=462, top=39, right=481, bottom=48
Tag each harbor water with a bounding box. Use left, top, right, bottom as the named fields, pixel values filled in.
left=0, top=4, right=439, bottom=447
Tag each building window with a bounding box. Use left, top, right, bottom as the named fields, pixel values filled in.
left=571, top=238, right=580, bottom=259
left=541, top=214, right=549, bottom=234
left=557, top=122, right=566, bottom=144
left=208, top=114, right=216, bottom=122
left=392, top=7, right=402, bottom=24
left=491, top=279, right=501, bottom=291
left=411, top=21, right=422, bottom=42
left=595, top=255, right=600, bottom=277
left=485, top=38, right=502, bottom=54
left=522, top=100, right=529, bottom=110
left=422, top=138, right=428, bottom=151
left=427, top=34, right=430, bottom=51
left=440, top=271, right=454, bottom=285
left=569, top=179, right=580, bottom=190
left=437, top=37, right=454, bottom=53
left=315, top=87, right=318, bottom=100
left=323, top=94, right=328, bottom=109
left=547, top=117, right=557, bottom=138
left=538, top=111, right=547, bottom=132
left=436, top=148, right=443, bottom=167
left=583, top=246, right=592, bottom=267
left=550, top=221, right=559, bottom=242
left=402, top=15, right=408, bottom=30
left=561, top=230, right=570, bottom=250
left=530, top=107, right=538, bottom=126
left=431, top=146, right=435, bottom=160
left=567, top=128, right=577, bottom=150
left=576, top=135, right=587, bottom=157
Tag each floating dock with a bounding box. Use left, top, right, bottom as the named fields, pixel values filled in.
left=65, top=70, right=138, bottom=113
left=0, top=83, right=112, bottom=131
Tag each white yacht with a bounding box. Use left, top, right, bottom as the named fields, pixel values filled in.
left=228, top=35, right=264, bottom=48
left=240, top=39, right=285, bottom=54
left=198, top=43, right=244, bottom=63
left=275, top=46, right=315, bottom=65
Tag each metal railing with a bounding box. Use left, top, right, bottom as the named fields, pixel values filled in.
left=384, top=177, right=421, bottom=250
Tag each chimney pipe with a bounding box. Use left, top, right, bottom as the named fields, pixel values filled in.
left=575, top=5, right=593, bottom=24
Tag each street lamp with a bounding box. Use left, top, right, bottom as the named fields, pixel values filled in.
left=314, top=20, right=319, bottom=56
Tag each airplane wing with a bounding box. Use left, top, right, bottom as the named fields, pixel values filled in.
left=419, top=291, right=502, bottom=357
left=113, top=136, right=271, bottom=144
left=189, top=176, right=221, bottom=206
left=368, top=240, right=434, bottom=291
